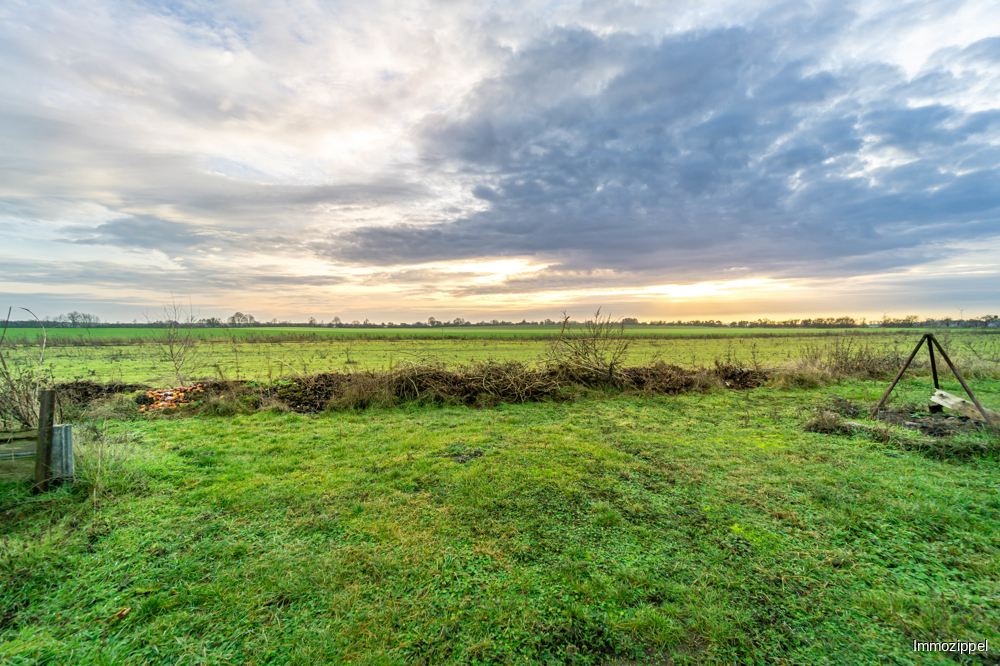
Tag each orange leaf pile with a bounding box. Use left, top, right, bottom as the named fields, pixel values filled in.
left=140, top=384, right=205, bottom=411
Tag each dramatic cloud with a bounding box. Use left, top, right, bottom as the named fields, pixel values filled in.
left=1, top=0, right=998, bottom=320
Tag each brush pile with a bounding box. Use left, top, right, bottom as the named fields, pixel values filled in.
left=139, top=384, right=205, bottom=411
left=274, top=361, right=566, bottom=412
left=619, top=362, right=703, bottom=393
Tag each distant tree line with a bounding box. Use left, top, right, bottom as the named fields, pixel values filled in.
left=2, top=311, right=998, bottom=329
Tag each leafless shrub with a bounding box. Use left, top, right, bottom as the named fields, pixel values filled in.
left=0, top=308, right=53, bottom=429
left=545, top=309, right=632, bottom=387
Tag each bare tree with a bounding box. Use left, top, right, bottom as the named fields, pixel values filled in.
left=148, top=296, right=202, bottom=385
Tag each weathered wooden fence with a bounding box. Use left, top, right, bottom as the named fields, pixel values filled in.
left=0, top=390, right=74, bottom=490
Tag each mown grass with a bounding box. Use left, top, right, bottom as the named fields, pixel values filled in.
left=2, top=376, right=999, bottom=665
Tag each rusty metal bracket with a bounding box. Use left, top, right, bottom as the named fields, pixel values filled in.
left=869, top=333, right=997, bottom=433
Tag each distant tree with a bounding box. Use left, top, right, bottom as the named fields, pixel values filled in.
left=308, top=317, right=317, bottom=326
left=428, top=317, right=438, bottom=327
left=65, top=311, right=99, bottom=327
left=621, top=317, right=639, bottom=325
left=227, top=312, right=257, bottom=327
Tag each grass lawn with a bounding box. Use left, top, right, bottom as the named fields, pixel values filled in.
left=2, top=378, right=998, bottom=664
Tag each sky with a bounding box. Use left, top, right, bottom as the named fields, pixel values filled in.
left=2, top=0, right=999, bottom=324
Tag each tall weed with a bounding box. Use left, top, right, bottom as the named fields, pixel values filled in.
left=74, top=422, right=147, bottom=501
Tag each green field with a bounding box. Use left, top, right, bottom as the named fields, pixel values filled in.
left=3, top=325, right=932, bottom=343
left=2, top=328, right=976, bottom=386
left=2, top=376, right=999, bottom=664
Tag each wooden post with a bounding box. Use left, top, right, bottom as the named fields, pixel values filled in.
left=34, top=389, right=55, bottom=493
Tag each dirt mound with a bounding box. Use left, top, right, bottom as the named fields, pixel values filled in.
left=830, top=398, right=993, bottom=438
left=274, top=373, right=354, bottom=412
left=877, top=408, right=991, bottom=438
left=55, top=380, right=149, bottom=405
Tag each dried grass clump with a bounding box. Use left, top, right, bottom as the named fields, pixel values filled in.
left=196, top=380, right=267, bottom=416
left=803, top=410, right=848, bottom=435
left=769, top=359, right=834, bottom=389
left=80, top=392, right=146, bottom=421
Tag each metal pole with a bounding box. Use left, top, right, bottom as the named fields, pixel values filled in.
left=51, top=425, right=74, bottom=482
left=870, top=335, right=928, bottom=419
left=928, top=339, right=942, bottom=412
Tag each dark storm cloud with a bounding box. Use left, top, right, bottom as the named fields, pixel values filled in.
left=317, top=12, right=1000, bottom=284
